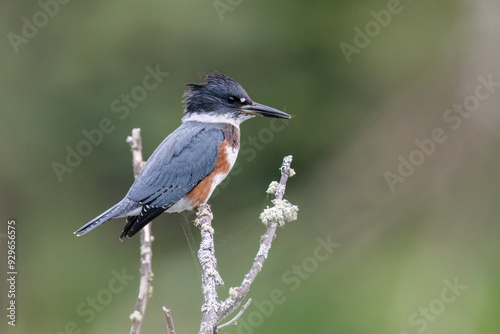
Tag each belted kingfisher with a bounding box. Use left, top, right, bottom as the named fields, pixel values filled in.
left=74, top=72, right=290, bottom=240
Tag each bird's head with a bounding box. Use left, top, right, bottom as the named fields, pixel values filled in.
left=182, top=72, right=290, bottom=125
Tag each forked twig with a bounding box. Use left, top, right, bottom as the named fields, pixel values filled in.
left=218, top=298, right=252, bottom=330
left=196, top=155, right=297, bottom=333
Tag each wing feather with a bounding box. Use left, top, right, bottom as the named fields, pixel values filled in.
left=126, top=122, right=225, bottom=209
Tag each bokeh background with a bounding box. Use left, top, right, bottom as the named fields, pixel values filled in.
left=2, top=0, right=500, bottom=333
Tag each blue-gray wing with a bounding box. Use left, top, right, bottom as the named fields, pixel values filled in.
left=126, top=122, right=224, bottom=208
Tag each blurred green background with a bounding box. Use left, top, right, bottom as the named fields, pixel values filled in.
left=2, top=0, right=500, bottom=333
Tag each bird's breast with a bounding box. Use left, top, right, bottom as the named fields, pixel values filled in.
left=168, top=140, right=238, bottom=212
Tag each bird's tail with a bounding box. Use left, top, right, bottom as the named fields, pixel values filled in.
left=119, top=206, right=166, bottom=241
left=74, top=202, right=130, bottom=236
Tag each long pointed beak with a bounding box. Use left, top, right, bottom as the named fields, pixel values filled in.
left=241, top=102, right=291, bottom=119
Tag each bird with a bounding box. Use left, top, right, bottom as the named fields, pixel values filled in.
left=74, top=72, right=291, bottom=241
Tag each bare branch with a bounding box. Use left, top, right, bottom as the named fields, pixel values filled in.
left=127, top=128, right=154, bottom=334
left=218, top=155, right=295, bottom=320
left=126, top=128, right=146, bottom=178
left=122, top=137, right=296, bottom=334
left=162, top=307, right=177, bottom=334
left=195, top=155, right=297, bottom=333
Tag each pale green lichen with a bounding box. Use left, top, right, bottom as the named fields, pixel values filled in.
left=148, top=285, right=154, bottom=297
left=129, top=310, right=142, bottom=321
left=194, top=206, right=213, bottom=227
left=289, top=168, right=296, bottom=177
left=266, top=181, right=279, bottom=195
left=260, top=199, right=299, bottom=227
left=197, top=206, right=213, bottom=219
left=140, top=246, right=151, bottom=256
left=202, top=225, right=214, bottom=233
left=229, top=287, right=239, bottom=298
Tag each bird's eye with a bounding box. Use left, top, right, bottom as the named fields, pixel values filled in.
left=227, top=96, right=237, bottom=104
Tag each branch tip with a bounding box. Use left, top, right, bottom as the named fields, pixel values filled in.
left=162, top=307, right=177, bottom=334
